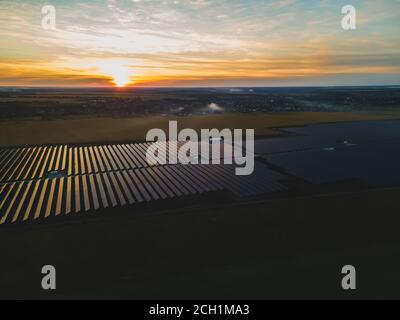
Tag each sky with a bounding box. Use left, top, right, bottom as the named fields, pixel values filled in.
left=0, top=0, right=399, bottom=87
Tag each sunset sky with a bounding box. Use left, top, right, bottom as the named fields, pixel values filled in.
left=0, top=0, right=399, bottom=87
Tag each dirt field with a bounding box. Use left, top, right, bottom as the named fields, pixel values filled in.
left=1, top=112, right=399, bottom=146
left=1, top=187, right=400, bottom=299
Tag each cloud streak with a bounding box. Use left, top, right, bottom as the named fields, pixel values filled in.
left=0, top=0, right=399, bottom=86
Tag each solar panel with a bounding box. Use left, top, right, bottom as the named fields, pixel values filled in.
left=88, top=174, right=100, bottom=210
left=13, top=181, right=32, bottom=223
left=55, top=177, right=64, bottom=216
left=45, top=179, right=57, bottom=218
left=95, top=173, right=109, bottom=209
left=121, top=170, right=143, bottom=203
left=127, top=170, right=151, bottom=202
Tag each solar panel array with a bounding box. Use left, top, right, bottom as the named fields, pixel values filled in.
left=0, top=142, right=287, bottom=225
left=267, top=141, right=400, bottom=186
left=256, top=120, right=400, bottom=186
left=254, top=120, right=400, bottom=156
left=0, top=141, right=253, bottom=184
left=0, top=142, right=183, bottom=183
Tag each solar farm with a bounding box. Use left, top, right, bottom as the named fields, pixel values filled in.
left=0, top=141, right=287, bottom=225
left=2, top=120, right=400, bottom=227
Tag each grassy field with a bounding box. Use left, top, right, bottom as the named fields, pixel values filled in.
left=1, top=111, right=399, bottom=146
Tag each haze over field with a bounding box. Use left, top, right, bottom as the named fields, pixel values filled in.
left=0, top=0, right=399, bottom=87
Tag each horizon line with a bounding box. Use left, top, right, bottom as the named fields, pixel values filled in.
left=1, top=84, right=400, bottom=90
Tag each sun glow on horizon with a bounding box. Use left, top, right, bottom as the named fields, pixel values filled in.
left=111, top=69, right=131, bottom=87
left=96, top=62, right=133, bottom=87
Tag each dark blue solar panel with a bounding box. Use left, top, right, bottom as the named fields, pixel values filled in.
left=255, top=120, right=400, bottom=187
left=267, top=141, right=400, bottom=186
left=255, top=120, right=400, bottom=155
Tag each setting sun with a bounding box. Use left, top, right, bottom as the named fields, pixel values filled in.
left=96, top=62, right=133, bottom=87
left=110, top=67, right=131, bottom=87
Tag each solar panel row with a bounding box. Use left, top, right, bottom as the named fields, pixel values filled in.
left=0, top=163, right=286, bottom=225
left=0, top=141, right=255, bottom=184
left=0, top=143, right=181, bottom=183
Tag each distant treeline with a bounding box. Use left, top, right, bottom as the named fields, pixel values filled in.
left=0, top=87, right=399, bottom=120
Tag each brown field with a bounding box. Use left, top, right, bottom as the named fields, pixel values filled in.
left=1, top=111, right=399, bottom=146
